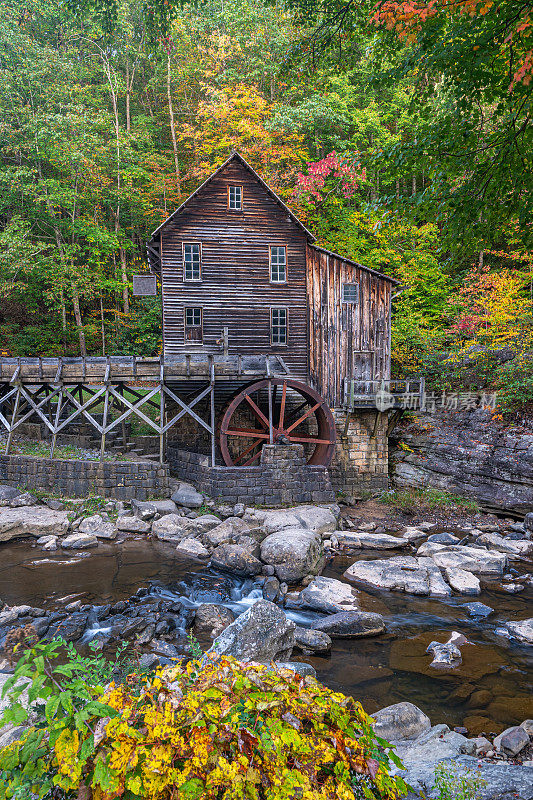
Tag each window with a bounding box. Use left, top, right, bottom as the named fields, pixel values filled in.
left=271, top=307, right=288, bottom=345
left=342, top=283, right=360, bottom=304
left=270, top=246, right=287, bottom=283
left=184, top=307, right=203, bottom=343
left=228, top=185, right=242, bottom=210
left=183, top=243, right=201, bottom=281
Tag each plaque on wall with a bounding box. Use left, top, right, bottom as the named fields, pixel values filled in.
left=132, top=274, right=157, bottom=296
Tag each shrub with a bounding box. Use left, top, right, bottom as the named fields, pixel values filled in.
left=434, top=762, right=487, bottom=800
left=0, top=639, right=408, bottom=800
left=380, top=487, right=479, bottom=515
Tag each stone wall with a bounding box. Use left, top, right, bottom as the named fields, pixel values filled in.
left=167, top=443, right=335, bottom=506
left=0, top=454, right=169, bottom=501
left=391, top=408, right=533, bottom=515
left=329, top=410, right=389, bottom=497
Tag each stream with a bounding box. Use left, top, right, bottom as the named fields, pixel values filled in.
left=1, top=536, right=532, bottom=734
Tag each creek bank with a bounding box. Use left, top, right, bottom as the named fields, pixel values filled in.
left=391, top=407, right=533, bottom=516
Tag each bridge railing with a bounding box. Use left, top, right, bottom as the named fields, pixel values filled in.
left=342, top=377, right=426, bottom=411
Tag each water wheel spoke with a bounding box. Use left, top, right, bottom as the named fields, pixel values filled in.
left=285, top=401, right=322, bottom=434
left=225, top=427, right=270, bottom=439
left=242, top=450, right=263, bottom=466
left=244, top=394, right=270, bottom=429
left=234, top=439, right=263, bottom=465
left=289, top=434, right=333, bottom=445
left=284, top=400, right=308, bottom=425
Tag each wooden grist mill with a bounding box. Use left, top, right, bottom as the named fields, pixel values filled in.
left=0, top=152, right=416, bottom=500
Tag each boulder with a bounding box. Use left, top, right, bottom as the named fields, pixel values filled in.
left=445, top=568, right=481, bottom=595
left=355, top=532, right=409, bottom=549
left=79, top=514, right=117, bottom=539
left=116, top=515, right=151, bottom=534
left=417, top=543, right=508, bottom=576
left=299, top=576, right=362, bottom=614
left=204, top=518, right=252, bottom=547
left=0, top=507, right=70, bottom=541
left=275, top=662, right=317, bottom=678
left=344, top=556, right=451, bottom=597
left=314, top=611, right=385, bottom=638
left=521, top=719, right=533, bottom=736
left=0, top=486, right=22, bottom=505
left=193, top=604, right=235, bottom=640
left=131, top=500, right=158, bottom=520
left=152, top=514, right=190, bottom=541
left=262, top=576, right=280, bottom=602
left=259, top=505, right=337, bottom=535
left=61, top=532, right=98, bottom=549
left=401, top=526, right=428, bottom=543
left=494, top=725, right=530, bottom=756
left=210, top=599, right=295, bottom=662
left=294, top=627, right=332, bottom=653
left=171, top=482, right=203, bottom=508
left=477, top=532, right=533, bottom=559
left=260, top=528, right=322, bottom=582
left=151, top=500, right=179, bottom=516
left=175, top=538, right=210, bottom=559
left=427, top=532, right=460, bottom=545
left=372, top=701, right=431, bottom=741
left=524, top=512, right=533, bottom=533
left=9, top=492, right=38, bottom=507
left=47, top=612, right=89, bottom=641
left=505, top=617, right=533, bottom=644
left=210, top=544, right=262, bottom=577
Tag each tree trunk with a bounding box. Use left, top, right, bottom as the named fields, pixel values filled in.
left=126, top=62, right=131, bottom=133
left=99, top=295, right=106, bottom=355
left=70, top=277, right=86, bottom=357
left=115, top=215, right=130, bottom=316
left=167, top=53, right=181, bottom=197
left=396, top=179, right=400, bottom=200
left=412, top=175, right=416, bottom=195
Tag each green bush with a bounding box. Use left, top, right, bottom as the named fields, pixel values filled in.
left=0, top=639, right=408, bottom=800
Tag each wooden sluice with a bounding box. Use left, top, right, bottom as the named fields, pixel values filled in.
left=0, top=355, right=290, bottom=465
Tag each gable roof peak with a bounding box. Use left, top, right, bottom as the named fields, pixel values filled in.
left=148, top=151, right=316, bottom=243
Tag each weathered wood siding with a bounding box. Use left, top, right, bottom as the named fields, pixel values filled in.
left=307, top=245, right=392, bottom=407
left=160, top=160, right=309, bottom=379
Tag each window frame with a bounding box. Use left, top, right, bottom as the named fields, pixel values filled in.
left=270, top=306, right=288, bottom=347
left=183, top=306, right=204, bottom=345
left=182, top=242, right=202, bottom=282
left=269, top=245, right=288, bottom=284
left=342, top=283, right=360, bottom=304
left=227, top=185, right=243, bottom=211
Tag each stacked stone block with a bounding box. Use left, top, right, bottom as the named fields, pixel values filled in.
left=0, top=454, right=169, bottom=501
left=167, top=443, right=335, bottom=506
left=329, top=410, right=389, bottom=496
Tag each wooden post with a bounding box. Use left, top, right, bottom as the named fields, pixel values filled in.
left=159, top=360, right=165, bottom=464
left=419, top=377, right=426, bottom=412
left=5, top=386, right=21, bottom=454
left=371, top=410, right=382, bottom=440
left=266, top=357, right=273, bottom=444
left=100, top=359, right=111, bottom=461
left=209, top=356, right=216, bottom=467
left=50, top=385, right=64, bottom=458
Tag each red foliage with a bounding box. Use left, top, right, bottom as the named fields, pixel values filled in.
left=297, top=152, right=366, bottom=202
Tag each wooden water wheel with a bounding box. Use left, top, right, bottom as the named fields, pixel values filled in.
left=219, top=378, right=336, bottom=467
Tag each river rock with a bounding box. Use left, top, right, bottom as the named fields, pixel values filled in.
left=47, top=612, right=88, bottom=641
left=175, top=538, right=210, bottom=559
left=372, top=701, right=431, bottom=741
left=116, top=515, right=151, bottom=534
left=463, top=601, right=493, bottom=618
left=445, top=567, right=481, bottom=595
left=426, top=632, right=467, bottom=668
left=209, top=599, right=295, bottom=662
left=344, top=556, right=452, bottom=597
left=494, top=725, right=530, bottom=756
left=314, top=611, right=385, bottom=638
left=299, top=576, right=361, bottom=614
left=131, top=500, right=158, bottom=520
left=0, top=486, right=22, bottom=505
left=478, top=532, right=533, bottom=558
left=9, top=492, right=38, bottom=507
left=505, top=617, right=533, bottom=644
left=79, top=514, right=117, bottom=539
left=275, top=662, right=317, bottom=678
left=61, top=532, right=98, bottom=549
left=294, top=627, right=332, bottom=653
left=524, top=512, right=533, bottom=532
left=405, top=753, right=533, bottom=799
left=210, top=544, right=262, bottom=577
left=354, top=532, right=409, bottom=549
left=152, top=514, right=190, bottom=541
left=204, top=518, right=251, bottom=547
left=193, top=604, right=234, bottom=640
left=260, top=528, right=322, bottom=582
left=0, top=507, right=70, bottom=541
left=417, top=542, right=508, bottom=576
left=171, top=482, right=203, bottom=509
left=258, top=505, right=337, bottom=535
left=151, top=500, right=179, bottom=516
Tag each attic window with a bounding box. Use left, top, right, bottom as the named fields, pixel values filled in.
left=228, top=185, right=242, bottom=210
left=342, top=283, right=360, bottom=304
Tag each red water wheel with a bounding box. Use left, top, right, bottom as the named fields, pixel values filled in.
left=219, top=378, right=336, bottom=467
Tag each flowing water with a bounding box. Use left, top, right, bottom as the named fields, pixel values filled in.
left=1, top=536, right=532, bottom=734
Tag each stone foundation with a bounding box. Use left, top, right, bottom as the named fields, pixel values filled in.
left=0, top=454, right=169, bottom=501
left=167, top=443, right=335, bottom=506
left=329, top=410, right=389, bottom=497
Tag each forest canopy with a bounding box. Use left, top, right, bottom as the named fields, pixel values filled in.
left=0, top=0, right=531, bottom=410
